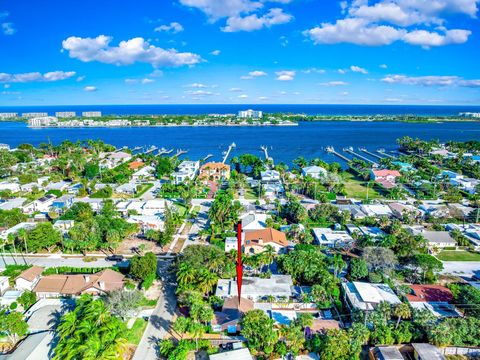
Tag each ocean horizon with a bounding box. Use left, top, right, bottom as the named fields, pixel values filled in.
left=1, top=104, right=480, bottom=116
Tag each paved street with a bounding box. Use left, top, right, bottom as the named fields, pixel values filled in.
left=139, top=181, right=162, bottom=201
left=184, top=199, right=212, bottom=250
left=0, top=254, right=126, bottom=269
left=132, top=260, right=177, bottom=360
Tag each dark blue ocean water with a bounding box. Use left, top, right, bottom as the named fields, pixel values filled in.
left=1, top=104, right=480, bottom=116
left=1, top=120, right=479, bottom=166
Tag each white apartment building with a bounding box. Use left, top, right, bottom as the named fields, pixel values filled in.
left=238, top=109, right=263, bottom=119
left=28, top=116, right=58, bottom=127
left=55, top=111, right=77, bottom=118
left=22, top=112, right=48, bottom=118
left=0, top=113, right=18, bottom=119
left=173, top=160, right=200, bottom=184
left=82, top=111, right=102, bottom=117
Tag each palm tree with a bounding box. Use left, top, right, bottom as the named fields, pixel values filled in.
left=262, top=245, right=276, bottom=268
left=197, top=269, right=218, bottom=295
left=393, top=302, right=411, bottom=329
left=177, top=263, right=196, bottom=286
left=331, top=254, right=346, bottom=278
left=189, top=322, right=205, bottom=351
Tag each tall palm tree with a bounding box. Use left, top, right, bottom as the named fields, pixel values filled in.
left=189, top=322, right=205, bottom=351
left=177, top=263, right=197, bottom=286
left=393, top=302, right=411, bottom=329
left=197, top=269, right=218, bottom=295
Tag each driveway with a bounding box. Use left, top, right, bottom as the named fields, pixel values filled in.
left=26, top=299, right=75, bottom=332
left=185, top=200, right=211, bottom=250
left=441, top=261, right=480, bottom=280
left=132, top=260, right=177, bottom=360
left=0, top=254, right=126, bottom=269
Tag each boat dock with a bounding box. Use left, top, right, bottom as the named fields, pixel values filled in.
left=344, top=147, right=378, bottom=166
left=260, top=145, right=273, bottom=165
left=326, top=146, right=352, bottom=162
left=222, top=142, right=236, bottom=164
left=377, top=149, right=396, bottom=159
left=360, top=148, right=385, bottom=160
left=202, top=154, right=213, bottom=162
left=144, top=146, right=158, bottom=154
left=158, top=148, right=173, bottom=156
left=173, top=149, right=188, bottom=157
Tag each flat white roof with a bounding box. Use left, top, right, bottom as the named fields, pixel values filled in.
left=209, top=348, right=253, bottom=360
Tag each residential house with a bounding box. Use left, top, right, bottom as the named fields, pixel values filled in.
left=131, top=165, right=155, bottom=181
left=417, top=230, right=456, bottom=250
left=127, top=215, right=164, bottom=232
left=260, top=170, right=281, bottom=183
left=0, top=181, right=20, bottom=192
left=20, top=182, right=39, bottom=192
left=360, top=204, right=393, bottom=218
left=211, top=296, right=254, bottom=333
left=54, top=220, right=75, bottom=232
left=215, top=275, right=293, bottom=301
left=115, top=182, right=138, bottom=195
left=370, top=169, right=401, bottom=189
left=23, top=194, right=57, bottom=213
left=33, top=269, right=125, bottom=298
left=209, top=347, right=253, bottom=360
left=72, top=198, right=103, bottom=212
left=0, top=222, right=36, bottom=240
left=199, top=162, right=230, bottom=181
left=412, top=343, right=446, bottom=360
left=244, top=228, right=288, bottom=254
left=342, top=281, right=401, bottom=311
left=389, top=202, right=421, bottom=220
left=406, top=284, right=460, bottom=318
left=241, top=212, right=267, bottom=231
left=0, top=197, right=26, bottom=211
left=312, top=228, right=353, bottom=248
left=0, top=276, right=9, bottom=295
left=370, top=346, right=405, bottom=360
left=302, top=165, right=327, bottom=179
left=103, top=151, right=132, bottom=169
left=224, top=237, right=238, bottom=253
left=128, top=161, right=144, bottom=170
left=172, top=160, right=200, bottom=185
left=46, top=180, right=70, bottom=192
left=15, top=266, right=44, bottom=291
left=51, top=195, right=74, bottom=212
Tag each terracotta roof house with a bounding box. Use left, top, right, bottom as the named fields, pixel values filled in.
left=370, top=169, right=401, bottom=189
left=199, top=162, right=230, bottom=181
left=211, top=296, right=254, bottom=333
left=244, top=228, right=288, bottom=254
left=307, top=319, right=340, bottom=335
left=128, top=161, right=144, bottom=170
left=33, top=269, right=124, bottom=298
left=15, top=266, right=44, bottom=291
left=406, top=284, right=460, bottom=317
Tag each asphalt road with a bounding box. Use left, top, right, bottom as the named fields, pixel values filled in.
left=132, top=260, right=177, bottom=360
left=0, top=255, right=125, bottom=269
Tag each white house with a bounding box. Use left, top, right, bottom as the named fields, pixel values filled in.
left=46, top=181, right=70, bottom=192
left=0, top=181, right=20, bottom=192
left=115, top=182, right=138, bottom=195
left=132, top=165, right=155, bottom=181
left=0, top=276, right=9, bottom=295
left=23, top=194, right=57, bottom=213
left=0, top=197, right=26, bottom=210
left=261, top=170, right=281, bottom=183
left=312, top=228, right=353, bottom=248
left=241, top=212, right=267, bottom=231
left=0, top=222, right=36, bottom=240
left=103, top=151, right=132, bottom=169
left=215, top=275, right=293, bottom=301
left=360, top=204, right=393, bottom=218
left=173, top=161, right=200, bottom=185
left=15, top=266, right=44, bottom=291
left=225, top=237, right=238, bottom=252
left=302, top=166, right=327, bottom=179
left=342, top=281, right=401, bottom=311
left=127, top=215, right=164, bottom=232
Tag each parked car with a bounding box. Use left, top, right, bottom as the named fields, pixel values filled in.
left=106, top=255, right=124, bottom=262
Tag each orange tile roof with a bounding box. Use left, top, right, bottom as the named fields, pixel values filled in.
left=200, top=162, right=230, bottom=171
left=406, top=284, right=453, bottom=303
left=128, top=161, right=144, bottom=170
left=245, top=228, right=288, bottom=247
left=33, top=269, right=124, bottom=295
left=16, top=266, right=44, bottom=282
left=373, top=169, right=401, bottom=177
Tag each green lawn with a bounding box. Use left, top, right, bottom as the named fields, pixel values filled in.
left=134, top=183, right=154, bottom=198
left=174, top=203, right=188, bottom=216
left=437, top=250, right=480, bottom=261
left=342, top=172, right=383, bottom=200
left=126, top=318, right=148, bottom=345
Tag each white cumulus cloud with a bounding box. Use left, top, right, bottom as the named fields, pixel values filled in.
left=350, top=65, right=368, bottom=74
left=222, top=8, right=292, bottom=32
left=275, top=70, right=295, bottom=81
left=84, top=86, right=98, bottom=92
left=241, top=70, right=268, bottom=79
left=154, top=22, right=184, bottom=33
left=381, top=74, right=480, bottom=87
left=0, top=71, right=76, bottom=83
left=62, top=35, right=202, bottom=67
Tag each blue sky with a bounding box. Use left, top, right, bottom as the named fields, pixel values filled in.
left=0, top=0, right=479, bottom=105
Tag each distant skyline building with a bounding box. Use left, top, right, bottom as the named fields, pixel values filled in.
left=55, top=111, right=76, bottom=118
left=28, top=116, right=57, bottom=127
left=22, top=112, right=48, bottom=118
left=238, top=109, right=263, bottom=119
left=82, top=111, right=102, bottom=117
left=0, top=113, right=18, bottom=119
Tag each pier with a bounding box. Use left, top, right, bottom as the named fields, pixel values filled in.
left=144, top=146, right=158, bottom=154
left=222, top=142, right=236, bottom=164
left=202, top=154, right=213, bottom=162
left=344, top=147, right=378, bottom=166
left=173, top=149, right=188, bottom=157
left=158, top=148, right=173, bottom=156
left=326, top=146, right=352, bottom=163
left=359, top=148, right=385, bottom=160
left=377, top=149, right=396, bottom=159
left=260, top=145, right=273, bottom=165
